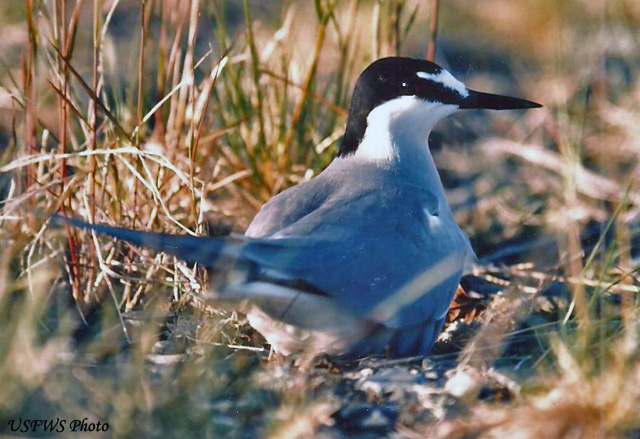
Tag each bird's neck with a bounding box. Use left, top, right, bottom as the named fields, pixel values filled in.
left=349, top=97, right=457, bottom=194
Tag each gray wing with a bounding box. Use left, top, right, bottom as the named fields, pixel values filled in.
left=240, top=175, right=468, bottom=328
left=245, top=178, right=333, bottom=238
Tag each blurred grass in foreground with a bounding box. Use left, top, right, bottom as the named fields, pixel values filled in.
left=0, top=0, right=638, bottom=438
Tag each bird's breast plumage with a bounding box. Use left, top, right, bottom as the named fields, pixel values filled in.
left=244, top=159, right=469, bottom=328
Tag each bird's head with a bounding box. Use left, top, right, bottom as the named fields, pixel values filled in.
left=340, top=57, right=541, bottom=158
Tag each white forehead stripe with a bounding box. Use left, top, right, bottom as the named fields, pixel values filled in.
left=416, top=70, right=469, bottom=97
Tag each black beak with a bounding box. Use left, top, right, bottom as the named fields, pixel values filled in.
left=459, top=89, right=542, bottom=110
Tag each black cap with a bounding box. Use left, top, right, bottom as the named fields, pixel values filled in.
left=340, top=57, right=542, bottom=157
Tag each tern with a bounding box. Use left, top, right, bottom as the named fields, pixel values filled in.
left=58, top=57, right=541, bottom=358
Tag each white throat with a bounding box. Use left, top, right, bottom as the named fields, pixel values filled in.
left=345, top=96, right=459, bottom=212
left=352, top=96, right=458, bottom=162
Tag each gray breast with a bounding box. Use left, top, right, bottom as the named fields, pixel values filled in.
left=242, top=160, right=469, bottom=328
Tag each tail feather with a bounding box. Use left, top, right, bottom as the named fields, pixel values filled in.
left=53, top=214, right=238, bottom=267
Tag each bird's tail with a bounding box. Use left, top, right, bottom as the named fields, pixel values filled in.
left=53, top=214, right=241, bottom=267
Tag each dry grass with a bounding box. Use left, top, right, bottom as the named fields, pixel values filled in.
left=0, top=0, right=638, bottom=438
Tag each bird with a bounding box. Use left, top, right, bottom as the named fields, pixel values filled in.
left=57, top=57, right=541, bottom=358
